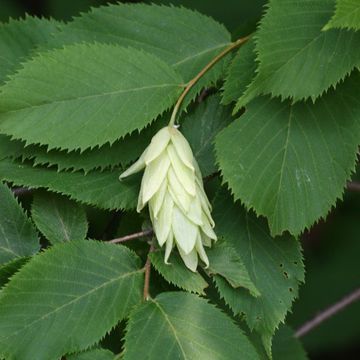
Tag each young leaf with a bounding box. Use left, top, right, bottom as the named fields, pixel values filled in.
left=0, top=240, right=144, bottom=360
left=206, top=241, right=260, bottom=297
left=68, top=348, right=115, bottom=360
left=0, top=182, right=39, bottom=264
left=0, top=159, right=139, bottom=211
left=0, top=44, right=183, bottom=151
left=324, top=0, right=360, bottom=31
left=221, top=38, right=257, bottom=105
left=216, top=71, right=360, bottom=236
left=236, top=0, right=360, bottom=108
left=212, top=188, right=304, bottom=355
left=181, top=94, right=233, bottom=177
left=49, top=3, right=231, bottom=98
left=149, top=251, right=208, bottom=295
left=32, top=192, right=88, bottom=244
left=0, top=16, right=60, bottom=84
left=123, top=292, right=260, bottom=360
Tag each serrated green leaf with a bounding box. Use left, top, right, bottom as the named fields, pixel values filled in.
left=0, top=134, right=125, bottom=173
left=32, top=192, right=88, bottom=244
left=181, top=94, right=233, bottom=177
left=272, top=327, right=308, bottom=360
left=206, top=241, right=260, bottom=297
left=0, top=134, right=25, bottom=160
left=0, top=182, right=39, bottom=264
left=324, top=0, right=360, bottom=31
left=212, top=188, right=304, bottom=355
left=217, top=71, right=360, bottom=236
left=236, top=0, right=360, bottom=108
left=0, top=240, right=143, bottom=360
left=250, top=325, right=308, bottom=360
left=0, top=92, right=231, bottom=177
left=0, top=115, right=168, bottom=174
left=0, top=16, right=60, bottom=84
left=68, top=348, right=115, bottom=360
left=221, top=38, right=257, bottom=105
left=0, top=94, right=230, bottom=177
left=0, top=257, right=28, bottom=288
left=0, top=43, right=183, bottom=151
left=48, top=3, right=231, bottom=103
left=123, top=291, right=260, bottom=360
left=149, top=251, right=208, bottom=295
left=0, top=159, right=139, bottom=211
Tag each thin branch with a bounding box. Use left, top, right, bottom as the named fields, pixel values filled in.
left=347, top=181, right=360, bottom=192
left=143, top=241, right=155, bottom=301
left=169, top=35, right=251, bottom=126
left=109, top=229, right=153, bottom=244
left=295, top=287, right=360, bottom=338
left=12, top=187, right=33, bottom=196
left=198, top=88, right=210, bottom=103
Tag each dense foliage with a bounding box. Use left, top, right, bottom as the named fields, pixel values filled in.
left=0, top=0, right=359, bottom=359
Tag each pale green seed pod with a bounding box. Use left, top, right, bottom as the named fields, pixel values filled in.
left=120, top=126, right=217, bottom=272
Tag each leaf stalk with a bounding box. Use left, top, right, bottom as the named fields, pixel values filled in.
left=168, top=35, right=250, bottom=126
left=143, top=241, right=155, bottom=301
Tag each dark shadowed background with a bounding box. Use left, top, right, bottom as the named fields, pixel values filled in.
left=1, top=0, right=359, bottom=359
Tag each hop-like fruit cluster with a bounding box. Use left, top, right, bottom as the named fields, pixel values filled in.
left=120, top=126, right=217, bottom=271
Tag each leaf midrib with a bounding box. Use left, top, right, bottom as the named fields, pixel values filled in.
left=152, top=299, right=188, bottom=359
left=0, top=83, right=183, bottom=115
left=249, top=7, right=334, bottom=101
left=51, top=198, right=71, bottom=242
left=0, top=267, right=144, bottom=342
left=271, top=106, right=293, bottom=231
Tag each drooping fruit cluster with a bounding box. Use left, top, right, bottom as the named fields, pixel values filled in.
left=120, top=126, right=217, bottom=271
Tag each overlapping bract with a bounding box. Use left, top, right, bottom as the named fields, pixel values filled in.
left=120, top=126, right=217, bottom=271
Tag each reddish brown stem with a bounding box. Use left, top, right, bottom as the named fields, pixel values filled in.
left=12, top=187, right=33, bottom=196
left=295, top=287, right=360, bottom=338
left=168, top=35, right=250, bottom=126
left=347, top=181, right=360, bottom=192
left=109, top=229, right=153, bottom=244
left=143, top=242, right=155, bottom=301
